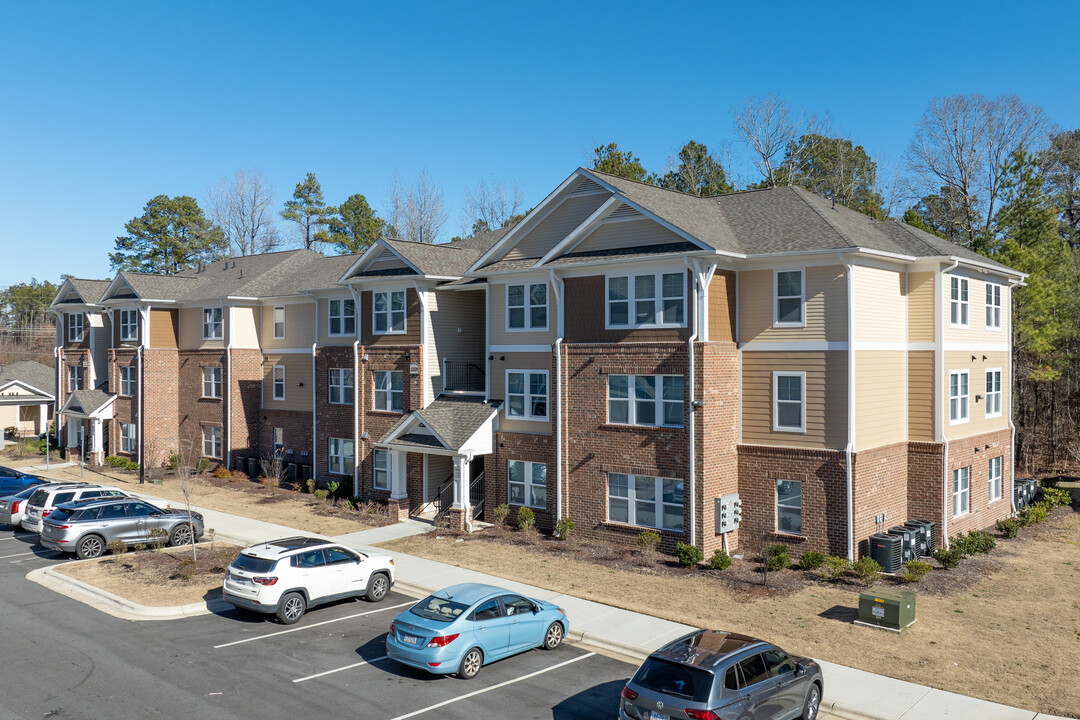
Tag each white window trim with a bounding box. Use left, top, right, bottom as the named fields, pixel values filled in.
left=328, top=368, right=354, bottom=406
left=119, top=309, right=138, bottom=342
left=952, top=466, right=970, bottom=518
left=328, top=298, right=357, bottom=337
left=272, top=365, right=285, bottom=401
left=773, top=268, right=806, bottom=329
left=373, top=449, right=391, bottom=490
left=606, top=374, right=684, bottom=428
left=373, top=370, right=403, bottom=412
left=273, top=427, right=284, bottom=457
left=273, top=306, right=286, bottom=339
left=68, top=365, right=82, bottom=392
left=988, top=456, right=1003, bottom=503
left=328, top=437, right=354, bottom=476
left=203, top=426, right=222, bottom=459
left=950, top=276, right=970, bottom=329
left=606, top=472, right=685, bottom=532
left=68, top=313, right=84, bottom=343
left=120, top=423, right=137, bottom=454
left=775, top=478, right=803, bottom=536
left=507, top=459, right=547, bottom=509
left=505, top=369, right=549, bottom=422
left=949, top=369, right=970, bottom=425
left=604, top=271, right=687, bottom=330
left=985, top=283, right=1002, bottom=331
left=505, top=282, right=549, bottom=332
left=119, top=366, right=136, bottom=397
left=984, top=368, right=1002, bottom=419
left=372, top=289, right=407, bottom=335
left=772, top=371, right=806, bottom=433
left=202, top=306, right=224, bottom=340
left=202, top=366, right=222, bottom=399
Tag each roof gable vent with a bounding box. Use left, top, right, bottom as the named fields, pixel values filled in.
left=606, top=204, right=643, bottom=222
left=570, top=178, right=605, bottom=197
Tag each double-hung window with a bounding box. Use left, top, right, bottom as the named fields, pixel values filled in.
left=119, top=366, right=136, bottom=396
left=985, top=283, right=1001, bottom=329
left=952, top=466, right=970, bottom=517
left=507, top=283, right=547, bottom=330
left=68, top=365, right=82, bottom=392
left=773, top=372, right=805, bottom=432
left=506, top=370, right=547, bottom=420
left=988, top=456, right=1003, bottom=503
left=119, top=309, right=138, bottom=341
left=607, top=374, right=683, bottom=427
left=273, top=306, right=286, bottom=339
left=68, top=313, right=84, bottom=342
left=508, top=460, right=546, bottom=508
left=328, top=299, right=356, bottom=336
left=607, top=473, right=684, bottom=532
left=328, top=438, right=354, bottom=475
left=202, top=307, right=223, bottom=340
left=373, top=291, right=405, bottom=334
left=606, top=272, right=685, bottom=328
left=203, top=426, right=222, bottom=459
left=373, top=449, right=391, bottom=490
left=273, top=427, right=284, bottom=457
left=949, top=370, right=969, bottom=423
left=985, top=369, right=1002, bottom=418
left=120, top=423, right=136, bottom=453
left=950, top=277, right=969, bottom=327
left=774, top=270, right=804, bottom=327
left=329, top=368, right=354, bottom=405
left=272, top=365, right=285, bottom=401
left=202, top=367, right=222, bottom=398
left=373, top=370, right=403, bottom=412
left=776, top=479, right=802, bottom=535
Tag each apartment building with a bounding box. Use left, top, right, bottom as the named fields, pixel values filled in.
left=50, top=167, right=1023, bottom=559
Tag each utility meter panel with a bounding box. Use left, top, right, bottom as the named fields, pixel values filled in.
left=714, top=493, right=742, bottom=534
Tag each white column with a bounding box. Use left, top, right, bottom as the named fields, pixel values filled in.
left=390, top=449, right=407, bottom=500
left=92, top=419, right=103, bottom=453
left=453, top=455, right=470, bottom=514
left=38, top=404, right=48, bottom=435
left=67, top=417, right=79, bottom=447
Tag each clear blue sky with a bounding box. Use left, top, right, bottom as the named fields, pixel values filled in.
left=1, top=1, right=1077, bottom=288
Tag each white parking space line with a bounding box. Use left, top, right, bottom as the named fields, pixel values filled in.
left=293, top=655, right=389, bottom=683
left=212, top=600, right=413, bottom=649
left=0, top=534, right=36, bottom=542
left=387, top=652, right=596, bottom=720
left=0, top=550, right=45, bottom=559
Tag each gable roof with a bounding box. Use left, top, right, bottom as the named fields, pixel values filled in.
left=0, top=361, right=55, bottom=398
left=379, top=395, right=500, bottom=452
left=62, top=389, right=114, bottom=416
left=342, top=227, right=510, bottom=282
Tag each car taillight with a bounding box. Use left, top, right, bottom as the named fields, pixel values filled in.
left=684, top=710, right=720, bottom=720
left=11, top=501, right=20, bottom=513
left=42, top=509, right=53, bottom=517
left=389, top=623, right=395, bottom=636
left=50, top=525, right=71, bottom=530
left=621, top=687, right=638, bottom=701
left=426, top=633, right=459, bottom=648
left=252, top=576, right=278, bottom=586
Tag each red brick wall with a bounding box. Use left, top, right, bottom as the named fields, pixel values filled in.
left=141, top=349, right=178, bottom=467
left=314, top=346, right=357, bottom=488
left=907, top=442, right=944, bottom=540
left=260, top=409, right=314, bottom=473
left=486, top=431, right=557, bottom=529
left=355, top=345, right=422, bottom=500
left=177, top=350, right=226, bottom=467
left=943, top=429, right=1013, bottom=537
left=230, top=349, right=263, bottom=466
left=698, top=342, right=740, bottom=554
left=108, top=349, right=138, bottom=458
left=851, top=442, right=910, bottom=553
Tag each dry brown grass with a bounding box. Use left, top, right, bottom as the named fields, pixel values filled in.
left=382, top=508, right=1080, bottom=718
left=55, top=544, right=239, bottom=606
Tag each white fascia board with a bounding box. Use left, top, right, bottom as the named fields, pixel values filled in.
left=945, top=255, right=1027, bottom=280
left=458, top=414, right=496, bottom=456
left=99, top=274, right=140, bottom=303
left=0, top=380, right=55, bottom=401
left=47, top=279, right=79, bottom=309
left=553, top=252, right=717, bottom=278
left=339, top=240, right=423, bottom=282
left=536, top=195, right=623, bottom=266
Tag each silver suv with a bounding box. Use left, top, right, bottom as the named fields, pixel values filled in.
left=21, top=483, right=130, bottom=533
left=40, top=497, right=204, bottom=559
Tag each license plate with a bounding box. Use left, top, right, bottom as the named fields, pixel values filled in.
left=402, top=635, right=418, bottom=645
left=649, top=712, right=668, bottom=720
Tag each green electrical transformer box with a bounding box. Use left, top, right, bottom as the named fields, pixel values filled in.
left=855, top=586, right=916, bottom=632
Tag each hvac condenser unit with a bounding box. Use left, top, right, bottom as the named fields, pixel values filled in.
left=285, top=463, right=298, bottom=483
left=246, top=457, right=257, bottom=477
left=904, top=520, right=936, bottom=555
left=887, top=526, right=918, bottom=563
left=868, top=533, right=903, bottom=573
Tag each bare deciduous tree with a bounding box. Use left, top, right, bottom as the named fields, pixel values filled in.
left=732, top=94, right=794, bottom=188
left=207, top=170, right=279, bottom=257
left=174, top=440, right=207, bottom=563
left=462, top=177, right=524, bottom=234
left=386, top=170, right=448, bottom=243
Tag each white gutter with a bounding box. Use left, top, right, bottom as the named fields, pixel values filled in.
left=136, top=343, right=143, bottom=472
left=1007, top=277, right=1021, bottom=513
left=550, top=269, right=565, bottom=527
left=312, top=298, right=319, bottom=486
left=225, top=304, right=234, bottom=470
left=684, top=260, right=701, bottom=548
left=353, top=339, right=360, bottom=497
left=843, top=254, right=855, bottom=562
left=939, top=259, right=960, bottom=548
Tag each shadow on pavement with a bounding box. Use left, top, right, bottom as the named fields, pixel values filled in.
left=551, top=678, right=628, bottom=719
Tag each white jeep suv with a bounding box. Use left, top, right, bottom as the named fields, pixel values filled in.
left=223, top=536, right=395, bottom=624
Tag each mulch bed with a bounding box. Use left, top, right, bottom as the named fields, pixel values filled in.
left=107, top=545, right=238, bottom=584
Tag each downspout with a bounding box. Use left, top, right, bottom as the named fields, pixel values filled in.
left=312, top=297, right=318, bottom=486
left=353, top=339, right=360, bottom=497
left=137, top=306, right=148, bottom=479
left=550, top=270, right=564, bottom=527
left=939, top=260, right=959, bottom=548
left=225, top=304, right=234, bottom=470
left=838, top=254, right=855, bottom=561
left=1007, top=277, right=1022, bottom=513
left=684, top=260, right=700, bottom=548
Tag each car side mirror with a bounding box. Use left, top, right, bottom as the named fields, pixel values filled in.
left=795, top=662, right=806, bottom=676
left=150, top=512, right=162, bottom=517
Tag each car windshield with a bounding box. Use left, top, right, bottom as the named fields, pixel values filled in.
left=27, top=488, right=49, bottom=507
left=409, top=596, right=470, bottom=623
left=231, top=555, right=278, bottom=574
left=632, top=658, right=715, bottom=703
left=48, top=507, right=78, bottom=522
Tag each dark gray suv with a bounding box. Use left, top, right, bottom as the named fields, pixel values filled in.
left=620, top=630, right=823, bottom=720
left=40, top=497, right=204, bottom=559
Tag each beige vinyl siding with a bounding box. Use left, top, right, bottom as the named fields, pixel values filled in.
left=853, top=351, right=906, bottom=450
left=261, top=301, right=316, bottom=349
left=738, top=265, right=847, bottom=344
left=179, top=307, right=223, bottom=349
left=908, top=351, right=935, bottom=441
left=708, top=270, right=736, bottom=342
left=572, top=217, right=686, bottom=254
left=490, top=351, right=552, bottom=435
left=853, top=266, right=904, bottom=344
left=369, top=256, right=412, bottom=272
left=232, top=307, right=260, bottom=349
left=426, top=455, right=453, bottom=499
left=263, top=353, right=313, bottom=411
left=943, top=274, right=1010, bottom=345
left=907, top=271, right=935, bottom=343
left=424, top=292, right=439, bottom=402
left=944, top=350, right=1010, bottom=441
left=489, top=282, right=557, bottom=345
left=149, top=309, right=176, bottom=348
left=0, top=405, right=16, bottom=430
left=741, top=351, right=847, bottom=449
left=428, top=289, right=486, bottom=396
left=318, top=295, right=361, bottom=346
left=504, top=193, right=611, bottom=260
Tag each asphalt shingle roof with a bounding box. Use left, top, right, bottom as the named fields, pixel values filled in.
left=67, top=389, right=113, bottom=416
left=0, top=361, right=54, bottom=397
left=67, top=279, right=111, bottom=305
left=379, top=395, right=500, bottom=452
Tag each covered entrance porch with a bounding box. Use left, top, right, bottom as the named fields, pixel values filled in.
left=58, top=390, right=115, bottom=466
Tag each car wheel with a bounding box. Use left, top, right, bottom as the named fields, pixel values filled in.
left=169, top=523, right=194, bottom=547
left=276, top=592, right=306, bottom=625
left=541, top=622, right=564, bottom=650
left=364, top=573, right=389, bottom=602
left=76, top=535, right=106, bottom=560
left=802, top=682, right=821, bottom=720
left=456, top=647, right=483, bottom=679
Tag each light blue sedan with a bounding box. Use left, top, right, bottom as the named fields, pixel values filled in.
left=386, top=582, right=569, bottom=679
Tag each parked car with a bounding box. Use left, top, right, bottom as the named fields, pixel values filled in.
left=386, top=582, right=568, bottom=680
left=39, top=497, right=203, bottom=559
left=0, top=484, right=54, bottom=526
left=619, top=629, right=823, bottom=720
left=222, top=536, right=395, bottom=624
left=0, top=467, right=46, bottom=496
left=20, top=484, right=129, bottom=533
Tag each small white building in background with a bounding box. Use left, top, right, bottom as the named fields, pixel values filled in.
left=0, top=360, right=55, bottom=447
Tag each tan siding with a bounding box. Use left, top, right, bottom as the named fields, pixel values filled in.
left=741, top=351, right=847, bottom=449
left=490, top=351, right=552, bottom=435
left=853, top=266, right=904, bottom=343
left=489, top=282, right=557, bottom=345
left=179, top=307, right=223, bottom=349
left=853, top=351, right=906, bottom=450
left=231, top=307, right=260, bottom=349
left=261, top=301, right=316, bottom=349
left=429, top=289, right=486, bottom=398
left=572, top=217, right=685, bottom=254
left=907, top=271, right=935, bottom=343
left=738, top=265, right=847, bottom=344
left=944, top=350, right=1010, bottom=441
left=263, top=353, right=313, bottom=412
left=505, top=193, right=611, bottom=260
left=563, top=274, right=692, bottom=344
left=149, top=309, right=178, bottom=349
left=908, top=351, right=935, bottom=441
left=361, top=289, right=422, bottom=346
left=369, top=256, right=411, bottom=271
left=318, top=295, right=360, bottom=347
left=424, top=292, right=439, bottom=401
left=708, top=270, right=736, bottom=342
left=943, top=274, right=1010, bottom=345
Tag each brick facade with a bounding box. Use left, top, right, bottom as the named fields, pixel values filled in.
left=941, top=428, right=1014, bottom=537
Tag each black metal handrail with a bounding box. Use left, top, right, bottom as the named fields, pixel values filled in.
left=469, top=471, right=485, bottom=519
left=433, top=474, right=455, bottom=520
left=443, top=360, right=485, bottom=393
